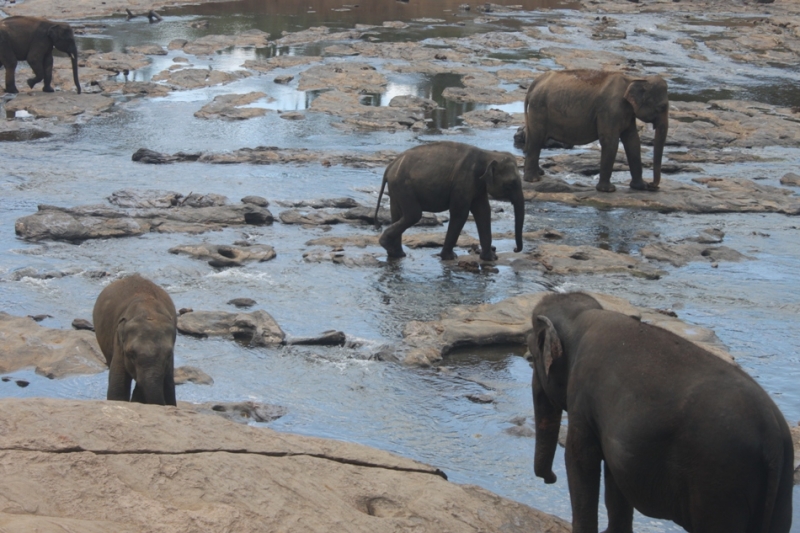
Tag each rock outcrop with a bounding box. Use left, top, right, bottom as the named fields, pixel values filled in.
left=0, top=398, right=571, bottom=533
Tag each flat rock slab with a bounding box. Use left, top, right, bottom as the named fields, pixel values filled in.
left=4, top=93, right=114, bottom=122
left=298, top=62, right=387, bottom=93
left=179, top=400, right=287, bottom=423
left=243, top=55, right=322, bottom=72
left=173, top=365, right=213, bottom=385
left=151, top=68, right=251, bottom=89
left=524, top=176, right=800, bottom=215
left=84, top=51, right=150, bottom=73
left=96, top=80, right=172, bottom=97
left=308, top=90, right=428, bottom=132
left=178, top=30, right=271, bottom=55
left=0, top=312, right=106, bottom=378
left=402, top=292, right=733, bottom=366
left=641, top=242, right=751, bottom=267
left=177, top=309, right=285, bottom=346
left=15, top=191, right=274, bottom=243
left=169, top=243, right=277, bottom=267
left=133, top=146, right=399, bottom=167
left=194, top=92, right=272, bottom=120
left=0, top=398, right=568, bottom=533
left=275, top=26, right=362, bottom=47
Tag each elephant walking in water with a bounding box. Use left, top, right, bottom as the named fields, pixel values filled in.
left=0, top=16, right=81, bottom=94
left=374, top=141, right=526, bottom=261
left=523, top=69, right=668, bottom=192
left=93, top=274, right=177, bottom=406
left=527, top=292, right=793, bottom=533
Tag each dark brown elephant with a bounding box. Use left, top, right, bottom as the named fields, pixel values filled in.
left=523, top=70, right=668, bottom=192
left=374, top=141, right=525, bottom=261
left=93, top=274, right=177, bottom=406
left=527, top=292, right=793, bottom=533
left=0, top=16, right=81, bottom=94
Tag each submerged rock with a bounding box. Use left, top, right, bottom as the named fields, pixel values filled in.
left=174, top=365, right=214, bottom=385
left=177, top=309, right=285, bottom=346
left=194, top=92, right=272, bottom=120
left=152, top=68, right=251, bottom=89
left=169, top=243, right=277, bottom=267
left=4, top=93, right=114, bottom=122
left=285, top=330, right=347, bottom=347
left=641, top=243, right=751, bottom=267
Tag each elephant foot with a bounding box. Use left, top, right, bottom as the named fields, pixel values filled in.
left=43, top=86, right=55, bottom=93
left=4, top=86, right=19, bottom=94
left=628, top=180, right=647, bottom=191
left=479, top=251, right=498, bottom=262
left=379, top=234, right=406, bottom=258
left=596, top=182, right=617, bottom=193
left=646, top=181, right=660, bottom=191
left=440, top=250, right=457, bottom=261
left=26, top=78, right=38, bottom=89
left=523, top=173, right=543, bottom=183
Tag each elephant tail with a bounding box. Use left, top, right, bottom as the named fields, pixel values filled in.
left=374, top=167, right=389, bottom=229
left=756, top=419, right=794, bottom=533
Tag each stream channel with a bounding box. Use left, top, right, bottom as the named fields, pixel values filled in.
left=1, top=0, right=799, bottom=530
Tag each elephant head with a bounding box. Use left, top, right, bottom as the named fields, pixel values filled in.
left=114, top=313, right=176, bottom=406
left=624, top=76, right=668, bottom=188
left=483, top=154, right=525, bottom=253
left=47, top=23, right=81, bottom=94
left=526, top=293, right=603, bottom=484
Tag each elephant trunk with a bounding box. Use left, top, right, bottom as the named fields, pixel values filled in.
left=532, top=371, right=562, bottom=484
left=651, top=110, right=668, bottom=188
left=140, top=375, right=167, bottom=406
left=511, top=184, right=525, bottom=253
left=69, top=46, right=81, bottom=94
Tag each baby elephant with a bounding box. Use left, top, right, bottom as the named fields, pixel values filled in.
left=523, top=69, right=668, bottom=192
left=374, top=141, right=525, bottom=261
left=528, top=292, right=793, bottom=533
left=93, top=274, right=177, bottom=406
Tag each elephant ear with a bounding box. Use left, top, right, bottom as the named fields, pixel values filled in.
left=479, top=160, right=498, bottom=183
left=535, top=315, right=562, bottom=377
left=623, top=79, right=648, bottom=114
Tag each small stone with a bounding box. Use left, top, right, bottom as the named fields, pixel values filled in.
left=241, top=195, right=269, bottom=207
left=28, top=314, right=52, bottom=322
left=72, top=318, right=95, bottom=331
left=467, top=393, right=495, bottom=404
left=274, top=75, right=294, bottom=84
left=15, top=380, right=30, bottom=388
left=780, top=173, right=800, bottom=187
left=179, top=308, right=193, bottom=315
left=228, top=298, right=257, bottom=308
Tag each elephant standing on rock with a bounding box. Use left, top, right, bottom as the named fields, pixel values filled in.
left=93, top=274, right=177, bottom=406
left=527, top=292, right=793, bottom=533
left=0, top=16, right=81, bottom=94
left=374, top=141, right=525, bottom=261
left=523, top=70, right=668, bottom=192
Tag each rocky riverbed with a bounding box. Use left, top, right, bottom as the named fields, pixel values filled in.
left=1, top=0, right=799, bottom=530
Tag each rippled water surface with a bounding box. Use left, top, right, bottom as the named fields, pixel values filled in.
left=1, top=1, right=799, bottom=531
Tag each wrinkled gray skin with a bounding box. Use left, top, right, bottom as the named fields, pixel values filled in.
left=0, top=16, right=81, bottom=94
left=523, top=70, right=668, bottom=192
left=527, top=292, right=793, bottom=533
left=374, top=141, right=525, bottom=261
left=93, top=274, right=177, bottom=406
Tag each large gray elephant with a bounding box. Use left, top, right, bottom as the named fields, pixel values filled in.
left=527, top=292, right=793, bottom=533
left=374, top=141, right=525, bottom=261
left=523, top=69, right=668, bottom=192
left=0, top=16, right=81, bottom=94
left=93, top=274, right=177, bottom=406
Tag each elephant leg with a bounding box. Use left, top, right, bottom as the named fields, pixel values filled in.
left=602, top=463, right=633, bottom=533
left=441, top=200, right=470, bottom=261
left=379, top=194, right=421, bottom=258
left=523, top=127, right=547, bottom=182
left=42, top=52, right=54, bottom=92
left=620, top=126, right=646, bottom=191
left=470, top=195, right=497, bottom=261
left=164, top=370, right=177, bottom=406
left=596, top=135, right=619, bottom=193
left=107, top=355, right=132, bottom=401
left=565, top=422, right=603, bottom=533
left=2, top=56, right=18, bottom=93
left=26, top=53, right=47, bottom=90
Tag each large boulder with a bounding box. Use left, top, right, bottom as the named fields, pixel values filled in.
left=0, top=398, right=570, bottom=533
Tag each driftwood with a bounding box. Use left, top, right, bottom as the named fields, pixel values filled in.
left=125, top=8, right=163, bottom=23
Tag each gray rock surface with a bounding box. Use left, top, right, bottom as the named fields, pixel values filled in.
left=194, top=92, right=271, bottom=120
left=169, top=243, right=277, bottom=267
left=177, top=309, right=286, bottom=346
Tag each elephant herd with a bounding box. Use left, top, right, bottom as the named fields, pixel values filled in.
left=4, top=15, right=792, bottom=533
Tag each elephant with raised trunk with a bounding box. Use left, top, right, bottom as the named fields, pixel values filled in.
left=374, top=141, right=525, bottom=261
left=93, top=274, right=177, bottom=406
left=0, top=16, right=81, bottom=94
left=527, top=292, right=793, bottom=533
left=523, top=70, right=668, bottom=192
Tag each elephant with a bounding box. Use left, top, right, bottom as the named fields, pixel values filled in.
left=527, top=292, right=793, bottom=533
left=0, top=16, right=81, bottom=94
left=374, top=141, right=525, bottom=261
left=93, top=274, right=177, bottom=406
left=522, top=70, right=668, bottom=192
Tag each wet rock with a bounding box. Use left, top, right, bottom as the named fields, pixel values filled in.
left=194, top=92, right=272, bottom=120
left=179, top=30, right=271, bottom=56
left=303, top=251, right=383, bottom=267
left=693, top=228, right=725, bottom=244
left=641, top=243, right=751, bottom=267
left=15, top=192, right=275, bottom=243
left=280, top=209, right=348, bottom=226
left=96, top=80, right=171, bottom=97
left=174, top=366, right=214, bottom=385
left=134, top=146, right=398, bottom=168
left=169, top=243, right=277, bottom=267
left=242, top=55, right=322, bottom=73
left=285, top=330, right=347, bottom=347
left=274, top=74, right=294, bottom=84
left=130, top=148, right=201, bottom=164
left=467, top=393, right=495, bottom=404
left=276, top=198, right=360, bottom=209
left=524, top=176, right=800, bottom=215
left=538, top=47, right=629, bottom=70
left=305, top=230, right=473, bottom=251
left=183, top=400, right=287, bottom=423
left=228, top=298, right=257, bottom=308
left=152, top=68, right=251, bottom=89
left=85, top=52, right=150, bottom=73
left=308, top=90, right=428, bottom=132
left=241, top=195, right=269, bottom=207
left=402, top=292, right=733, bottom=367
left=349, top=41, right=469, bottom=64
left=781, top=173, right=800, bottom=187
left=125, top=44, right=167, bottom=55
left=389, top=95, right=438, bottom=111
left=0, top=313, right=106, bottom=378
left=28, top=314, right=53, bottom=322
left=71, top=318, right=94, bottom=331
left=298, top=62, right=387, bottom=93
left=275, top=26, right=362, bottom=46
left=177, top=310, right=285, bottom=346
left=442, top=85, right=526, bottom=105
left=461, top=109, right=520, bottom=128
left=4, top=93, right=114, bottom=122
left=108, top=189, right=183, bottom=208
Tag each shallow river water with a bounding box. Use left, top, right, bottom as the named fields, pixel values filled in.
left=1, top=0, right=799, bottom=530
